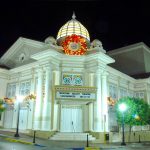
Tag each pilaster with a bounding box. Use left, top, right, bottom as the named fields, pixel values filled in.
left=34, top=67, right=43, bottom=130
left=41, top=64, right=52, bottom=130
left=101, top=72, right=109, bottom=132
left=52, top=70, right=60, bottom=131
left=93, top=69, right=103, bottom=132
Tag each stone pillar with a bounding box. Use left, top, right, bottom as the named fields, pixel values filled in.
left=52, top=71, right=60, bottom=131
left=88, top=73, right=94, bottom=131
left=127, top=81, right=130, bottom=96
left=94, top=70, right=102, bottom=131
left=102, top=72, right=109, bottom=132
left=147, top=83, right=150, bottom=105
left=12, top=73, right=21, bottom=128
left=117, top=77, right=121, bottom=99
left=34, top=68, right=43, bottom=130
left=27, top=69, right=36, bottom=129
left=41, top=65, right=52, bottom=130
left=89, top=73, right=94, bottom=86
left=89, top=103, right=93, bottom=131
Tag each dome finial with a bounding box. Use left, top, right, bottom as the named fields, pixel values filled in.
left=72, top=11, right=76, bottom=19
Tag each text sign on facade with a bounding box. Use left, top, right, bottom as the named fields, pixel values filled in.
left=56, top=91, right=96, bottom=100
left=55, top=86, right=96, bottom=101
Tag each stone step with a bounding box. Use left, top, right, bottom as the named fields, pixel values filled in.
left=56, top=132, right=90, bottom=136
left=49, top=132, right=96, bottom=141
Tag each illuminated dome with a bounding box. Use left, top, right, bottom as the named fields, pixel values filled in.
left=57, top=12, right=90, bottom=45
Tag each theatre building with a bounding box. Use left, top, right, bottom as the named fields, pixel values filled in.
left=0, top=13, right=150, bottom=142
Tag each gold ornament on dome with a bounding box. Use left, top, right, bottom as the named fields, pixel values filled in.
left=61, top=34, right=88, bottom=55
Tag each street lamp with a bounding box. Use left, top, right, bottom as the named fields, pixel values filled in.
left=119, top=103, right=127, bottom=146
left=14, top=95, right=24, bottom=137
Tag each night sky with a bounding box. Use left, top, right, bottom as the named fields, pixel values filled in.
left=0, top=0, right=150, bottom=57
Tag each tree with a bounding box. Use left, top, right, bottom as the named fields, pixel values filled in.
left=0, top=99, right=6, bottom=113
left=115, top=97, right=150, bottom=141
left=115, top=97, right=150, bottom=126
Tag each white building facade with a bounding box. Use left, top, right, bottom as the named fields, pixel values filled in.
left=0, top=14, right=150, bottom=142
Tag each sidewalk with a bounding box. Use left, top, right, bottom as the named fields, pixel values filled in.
left=0, top=129, right=45, bottom=146
left=1, top=129, right=150, bottom=150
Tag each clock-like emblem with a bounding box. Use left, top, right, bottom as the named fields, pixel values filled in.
left=62, top=34, right=88, bottom=55
left=69, top=42, right=81, bottom=51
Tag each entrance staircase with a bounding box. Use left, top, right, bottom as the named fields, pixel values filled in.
left=49, top=132, right=96, bottom=141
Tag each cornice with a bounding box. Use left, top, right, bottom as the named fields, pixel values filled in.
left=0, top=68, right=9, bottom=79
left=107, top=66, right=136, bottom=83
left=107, top=42, right=148, bottom=56
left=31, top=49, right=115, bottom=65
left=9, top=61, right=39, bottom=74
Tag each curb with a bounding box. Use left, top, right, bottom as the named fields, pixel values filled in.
left=4, top=137, right=34, bottom=145
left=4, top=137, right=46, bottom=147
left=0, top=134, right=46, bottom=147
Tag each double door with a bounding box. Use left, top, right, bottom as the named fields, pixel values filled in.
left=61, top=105, right=83, bottom=132
left=19, top=109, right=28, bottom=130
left=4, top=108, right=28, bottom=130
left=4, top=109, right=13, bottom=128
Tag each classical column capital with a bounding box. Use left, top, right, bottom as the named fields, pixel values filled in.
left=95, top=69, right=103, bottom=75
left=36, top=67, right=43, bottom=73
left=43, top=64, right=53, bottom=70
left=102, top=71, right=109, bottom=78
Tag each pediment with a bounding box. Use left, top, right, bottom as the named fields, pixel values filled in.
left=0, top=37, right=45, bottom=69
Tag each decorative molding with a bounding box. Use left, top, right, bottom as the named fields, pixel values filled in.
left=107, top=42, right=149, bottom=56
left=0, top=68, right=9, bottom=79
left=0, top=37, right=45, bottom=67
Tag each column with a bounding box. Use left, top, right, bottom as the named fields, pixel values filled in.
left=146, top=83, right=150, bottom=105
left=94, top=70, right=103, bottom=131
left=102, top=72, right=109, bottom=132
left=117, top=77, right=121, bottom=99
left=27, top=69, right=36, bottom=129
left=52, top=71, right=60, bottom=131
left=127, top=81, right=130, bottom=96
left=41, top=65, right=52, bottom=130
left=88, top=73, right=94, bottom=131
left=34, top=67, right=43, bottom=130
left=12, top=73, right=21, bottom=128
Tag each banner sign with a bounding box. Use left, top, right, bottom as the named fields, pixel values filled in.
left=55, top=86, right=96, bottom=101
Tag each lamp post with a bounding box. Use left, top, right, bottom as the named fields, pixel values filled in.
left=119, top=103, right=127, bottom=146
left=14, top=95, right=24, bottom=137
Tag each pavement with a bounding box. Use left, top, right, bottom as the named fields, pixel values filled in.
left=1, top=129, right=150, bottom=150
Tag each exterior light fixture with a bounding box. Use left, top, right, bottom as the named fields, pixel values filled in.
left=14, top=95, right=24, bottom=137
left=119, top=103, right=127, bottom=146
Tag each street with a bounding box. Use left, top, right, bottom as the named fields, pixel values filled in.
left=1, top=133, right=150, bottom=150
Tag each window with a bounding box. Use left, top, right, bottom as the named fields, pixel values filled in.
left=128, top=90, right=134, bottom=97
left=6, top=83, right=16, bottom=98
left=19, top=80, right=31, bottom=96
left=135, top=91, right=145, bottom=99
left=120, top=88, right=127, bottom=98
left=109, top=84, right=117, bottom=99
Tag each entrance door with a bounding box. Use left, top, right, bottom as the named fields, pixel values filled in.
left=19, top=109, right=28, bottom=130
left=4, top=109, right=13, bottom=128
left=61, top=105, right=83, bottom=132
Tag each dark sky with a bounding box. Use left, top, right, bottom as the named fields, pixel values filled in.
left=0, top=0, right=150, bottom=57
